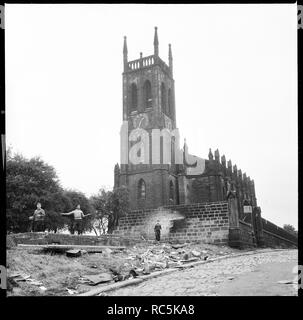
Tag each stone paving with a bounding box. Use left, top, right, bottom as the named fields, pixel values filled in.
left=108, top=250, right=298, bottom=296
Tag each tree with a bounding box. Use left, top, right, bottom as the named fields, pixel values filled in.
left=90, top=186, right=129, bottom=234
left=107, top=186, right=129, bottom=234
left=6, top=152, right=63, bottom=233
left=283, top=224, right=297, bottom=236
left=90, top=189, right=110, bottom=235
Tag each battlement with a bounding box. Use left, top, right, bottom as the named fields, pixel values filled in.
left=123, top=27, right=173, bottom=77
left=126, top=54, right=171, bottom=76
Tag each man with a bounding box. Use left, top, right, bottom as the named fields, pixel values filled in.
left=154, top=220, right=162, bottom=242
left=30, top=202, right=46, bottom=232
left=61, top=204, right=90, bottom=235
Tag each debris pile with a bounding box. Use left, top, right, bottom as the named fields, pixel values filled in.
left=8, top=272, right=47, bottom=292
left=7, top=240, right=234, bottom=296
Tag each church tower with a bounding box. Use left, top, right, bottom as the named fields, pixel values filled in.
left=115, top=27, right=179, bottom=210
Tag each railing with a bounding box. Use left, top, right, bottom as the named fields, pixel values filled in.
left=127, top=55, right=171, bottom=75
left=128, top=55, right=155, bottom=71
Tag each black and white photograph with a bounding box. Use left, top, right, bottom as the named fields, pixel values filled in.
left=0, top=3, right=300, bottom=303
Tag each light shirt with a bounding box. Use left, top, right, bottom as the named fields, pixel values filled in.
left=72, top=209, right=84, bottom=220
left=33, top=208, right=45, bottom=221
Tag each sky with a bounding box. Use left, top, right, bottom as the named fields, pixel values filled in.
left=5, top=4, right=297, bottom=228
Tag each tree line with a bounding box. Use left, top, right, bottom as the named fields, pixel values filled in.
left=6, top=148, right=129, bottom=235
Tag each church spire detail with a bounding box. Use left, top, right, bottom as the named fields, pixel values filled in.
left=123, top=36, right=128, bottom=71
left=153, top=26, right=159, bottom=56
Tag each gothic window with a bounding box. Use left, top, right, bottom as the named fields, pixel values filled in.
left=138, top=179, right=146, bottom=199
left=130, top=83, right=138, bottom=111
left=168, top=88, right=172, bottom=116
left=161, top=83, right=166, bottom=113
left=143, top=80, right=152, bottom=108
left=169, top=180, right=174, bottom=201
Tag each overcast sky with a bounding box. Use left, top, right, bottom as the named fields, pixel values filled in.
left=6, top=4, right=297, bottom=228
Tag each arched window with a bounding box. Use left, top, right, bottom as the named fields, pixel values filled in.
left=161, top=83, right=166, bottom=113
left=130, top=83, right=138, bottom=111
left=138, top=179, right=146, bottom=199
left=169, top=180, right=174, bottom=201
left=168, top=88, right=172, bottom=116
left=143, top=80, right=152, bottom=108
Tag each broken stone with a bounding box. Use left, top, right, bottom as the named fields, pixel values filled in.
left=66, top=249, right=82, bottom=257
left=113, top=274, right=125, bottom=282
left=182, top=253, right=189, bottom=260
left=27, top=279, right=43, bottom=286
left=9, top=273, right=31, bottom=282
left=169, top=255, right=179, bottom=262
left=172, top=244, right=187, bottom=249
left=180, top=257, right=199, bottom=263
left=129, top=269, right=139, bottom=278
left=83, top=273, right=113, bottom=285
left=143, top=262, right=151, bottom=274
left=191, top=250, right=201, bottom=257
left=109, top=267, right=120, bottom=276
left=66, top=288, right=78, bottom=295
left=154, top=261, right=166, bottom=269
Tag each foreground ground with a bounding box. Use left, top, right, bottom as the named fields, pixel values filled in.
left=109, top=249, right=298, bottom=296
left=7, top=241, right=238, bottom=296
left=7, top=241, right=297, bottom=296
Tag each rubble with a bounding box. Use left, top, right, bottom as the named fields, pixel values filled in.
left=81, top=273, right=113, bottom=285
left=66, top=288, right=78, bottom=295
left=191, top=250, right=202, bottom=257
left=8, top=239, right=238, bottom=296
left=66, top=249, right=82, bottom=257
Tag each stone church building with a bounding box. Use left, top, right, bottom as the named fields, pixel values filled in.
left=112, top=28, right=297, bottom=248
left=114, top=27, right=256, bottom=220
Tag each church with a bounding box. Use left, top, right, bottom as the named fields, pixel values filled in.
left=114, top=27, right=257, bottom=222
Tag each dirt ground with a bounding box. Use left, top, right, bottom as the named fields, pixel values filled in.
left=6, top=241, right=241, bottom=296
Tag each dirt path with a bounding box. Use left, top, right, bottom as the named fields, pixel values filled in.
left=108, top=249, right=298, bottom=296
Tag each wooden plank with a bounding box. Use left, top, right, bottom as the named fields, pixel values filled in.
left=17, top=244, right=126, bottom=251
left=78, top=278, right=144, bottom=296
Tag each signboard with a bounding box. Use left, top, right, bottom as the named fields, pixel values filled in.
left=243, top=205, right=252, bottom=214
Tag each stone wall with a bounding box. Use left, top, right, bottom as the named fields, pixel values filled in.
left=114, top=201, right=230, bottom=244
left=238, top=221, right=255, bottom=247
left=7, top=232, right=142, bottom=247
left=262, top=230, right=297, bottom=248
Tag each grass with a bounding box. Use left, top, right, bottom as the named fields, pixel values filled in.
left=7, top=241, right=240, bottom=296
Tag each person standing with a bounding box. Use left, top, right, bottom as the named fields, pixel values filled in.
left=61, top=204, right=90, bottom=235
left=30, top=202, right=46, bottom=232
left=154, top=220, right=162, bottom=242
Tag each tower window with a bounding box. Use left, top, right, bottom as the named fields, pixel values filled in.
left=138, top=179, right=146, bottom=199
left=143, top=80, right=152, bottom=108
left=168, top=88, right=172, bottom=116
left=130, top=83, right=138, bottom=111
left=169, top=180, right=174, bottom=202
left=161, top=83, right=166, bottom=114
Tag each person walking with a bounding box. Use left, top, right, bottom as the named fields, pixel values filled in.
left=154, top=220, right=162, bottom=242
